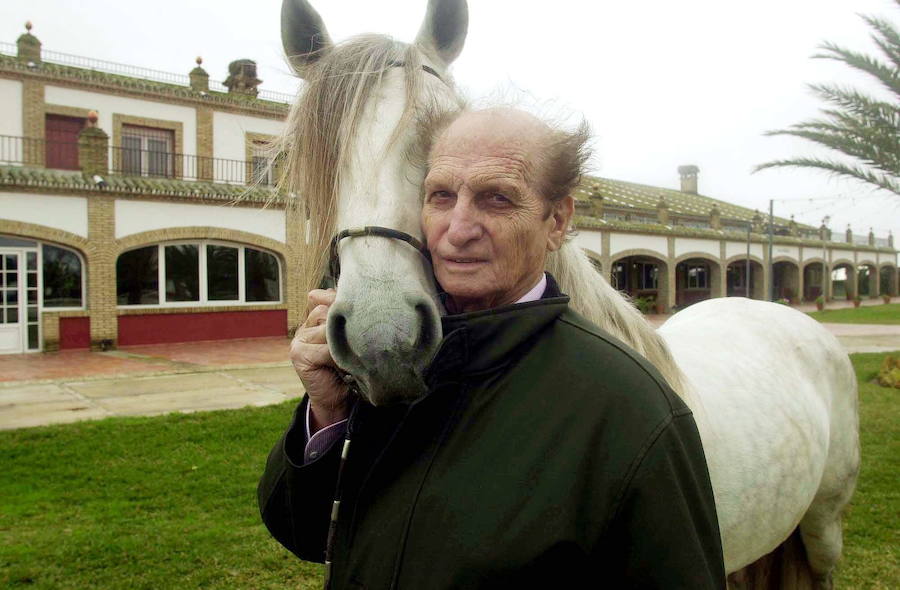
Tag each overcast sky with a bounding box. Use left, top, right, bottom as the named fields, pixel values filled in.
left=3, top=0, right=899, bottom=246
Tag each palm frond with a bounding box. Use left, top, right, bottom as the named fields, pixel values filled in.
left=754, top=158, right=900, bottom=196
left=757, top=6, right=900, bottom=199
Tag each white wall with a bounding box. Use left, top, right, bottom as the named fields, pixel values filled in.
left=0, top=79, right=23, bottom=137
left=43, top=85, right=197, bottom=155
left=609, top=233, right=667, bottom=258
left=0, top=193, right=88, bottom=237
left=725, top=240, right=763, bottom=260
left=830, top=249, right=855, bottom=264
left=771, top=244, right=800, bottom=261
left=115, top=199, right=285, bottom=243
left=212, top=111, right=285, bottom=162
left=674, top=237, right=719, bottom=259
left=571, top=229, right=602, bottom=257
left=802, top=246, right=828, bottom=262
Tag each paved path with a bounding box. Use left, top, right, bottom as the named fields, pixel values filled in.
left=0, top=337, right=304, bottom=431
left=1, top=314, right=898, bottom=431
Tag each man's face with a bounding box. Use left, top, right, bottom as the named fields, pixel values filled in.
left=422, top=110, right=572, bottom=312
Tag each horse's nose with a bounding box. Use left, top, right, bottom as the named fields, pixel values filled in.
left=326, top=293, right=442, bottom=405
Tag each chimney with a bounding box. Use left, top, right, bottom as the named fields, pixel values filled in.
left=868, top=228, right=875, bottom=246
left=678, top=164, right=699, bottom=194
left=224, top=59, right=262, bottom=97
left=752, top=210, right=762, bottom=233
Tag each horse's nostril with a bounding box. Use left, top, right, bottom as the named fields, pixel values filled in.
left=328, top=309, right=351, bottom=360
left=413, top=301, right=438, bottom=350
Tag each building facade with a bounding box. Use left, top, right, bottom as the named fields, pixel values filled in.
left=1, top=26, right=897, bottom=354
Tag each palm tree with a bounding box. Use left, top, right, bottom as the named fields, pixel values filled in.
left=755, top=2, right=900, bottom=197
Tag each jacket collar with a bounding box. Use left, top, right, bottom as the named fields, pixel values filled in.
left=424, top=274, right=569, bottom=386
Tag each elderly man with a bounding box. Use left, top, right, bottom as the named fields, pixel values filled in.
left=259, top=108, right=726, bottom=589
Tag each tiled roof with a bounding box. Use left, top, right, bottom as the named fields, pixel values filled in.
left=0, top=166, right=281, bottom=204
left=575, top=176, right=809, bottom=229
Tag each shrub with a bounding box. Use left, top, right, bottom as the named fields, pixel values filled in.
left=634, top=295, right=656, bottom=314
left=877, top=356, right=900, bottom=389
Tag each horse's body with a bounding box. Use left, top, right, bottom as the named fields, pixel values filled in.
left=278, top=1, right=859, bottom=587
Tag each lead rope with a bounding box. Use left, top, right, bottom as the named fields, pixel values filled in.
left=323, top=380, right=360, bottom=590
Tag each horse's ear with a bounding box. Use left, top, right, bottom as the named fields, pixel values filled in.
left=281, top=0, right=333, bottom=78
left=414, top=0, right=468, bottom=67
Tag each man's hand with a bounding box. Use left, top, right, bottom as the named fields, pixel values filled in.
left=290, top=289, right=350, bottom=433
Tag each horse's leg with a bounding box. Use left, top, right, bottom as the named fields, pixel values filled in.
left=798, top=504, right=848, bottom=590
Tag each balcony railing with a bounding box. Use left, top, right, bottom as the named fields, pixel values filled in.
left=0, top=135, right=277, bottom=187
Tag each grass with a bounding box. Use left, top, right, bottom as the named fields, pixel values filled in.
left=807, top=302, right=900, bottom=324
left=1, top=353, right=898, bottom=589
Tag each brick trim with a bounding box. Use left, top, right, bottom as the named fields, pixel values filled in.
left=114, top=226, right=286, bottom=258
left=0, top=219, right=89, bottom=251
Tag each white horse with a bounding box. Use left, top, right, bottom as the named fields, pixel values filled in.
left=278, top=1, right=860, bottom=587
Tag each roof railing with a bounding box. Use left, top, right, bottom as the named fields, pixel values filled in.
left=0, top=42, right=295, bottom=104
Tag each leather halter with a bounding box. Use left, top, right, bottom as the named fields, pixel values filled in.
left=324, top=62, right=441, bottom=286
left=328, top=226, right=430, bottom=284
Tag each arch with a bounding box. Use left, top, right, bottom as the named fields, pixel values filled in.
left=609, top=251, right=670, bottom=313
left=725, top=253, right=764, bottom=267
left=856, top=261, right=878, bottom=298
left=830, top=260, right=857, bottom=300
left=115, top=226, right=287, bottom=259
left=831, top=258, right=854, bottom=269
left=878, top=264, right=898, bottom=296
left=610, top=248, right=669, bottom=266
left=675, top=253, right=723, bottom=308
left=0, top=221, right=90, bottom=254
left=726, top=257, right=765, bottom=299
left=802, top=259, right=829, bottom=301
left=772, top=259, right=800, bottom=302
left=674, top=251, right=723, bottom=267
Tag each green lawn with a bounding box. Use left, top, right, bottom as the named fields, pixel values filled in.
left=1, top=354, right=897, bottom=589
left=808, top=302, right=900, bottom=324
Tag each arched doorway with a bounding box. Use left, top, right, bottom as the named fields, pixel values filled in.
left=726, top=257, right=764, bottom=299
left=675, top=257, right=721, bottom=308
left=803, top=261, right=828, bottom=301
left=611, top=255, right=669, bottom=313
left=880, top=264, right=897, bottom=296
left=857, top=263, right=877, bottom=298
left=831, top=261, right=856, bottom=300
left=772, top=260, right=800, bottom=302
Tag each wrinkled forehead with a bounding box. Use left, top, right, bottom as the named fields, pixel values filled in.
left=427, top=110, right=549, bottom=185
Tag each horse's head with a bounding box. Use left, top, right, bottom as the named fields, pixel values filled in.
left=281, top=0, right=467, bottom=405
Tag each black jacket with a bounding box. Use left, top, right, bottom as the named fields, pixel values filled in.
left=259, top=279, right=725, bottom=589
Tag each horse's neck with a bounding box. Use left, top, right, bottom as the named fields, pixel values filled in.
left=546, top=242, right=688, bottom=399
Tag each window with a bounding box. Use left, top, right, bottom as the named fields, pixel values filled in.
left=42, top=244, right=83, bottom=308
left=207, top=245, right=239, bottom=300
left=117, top=246, right=159, bottom=305
left=612, top=262, right=627, bottom=290
left=249, top=139, right=278, bottom=186
left=637, top=263, right=658, bottom=290
left=165, top=244, right=200, bottom=302
left=116, top=242, right=281, bottom=306
left=245, top=248, right=279, bottom=302
left=686, top=263, right=709, bottom=289
left=121, top=125, right=175, bottom=177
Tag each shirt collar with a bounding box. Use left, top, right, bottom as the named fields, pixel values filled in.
left=513, top=273, right=547, bottom=304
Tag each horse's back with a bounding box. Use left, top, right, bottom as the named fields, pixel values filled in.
left=656, top=297, right=858, bottom=572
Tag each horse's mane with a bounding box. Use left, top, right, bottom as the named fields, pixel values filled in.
left=546, top=244, right=690, bottom=403
left=277, top=34, right=430, bottom=298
